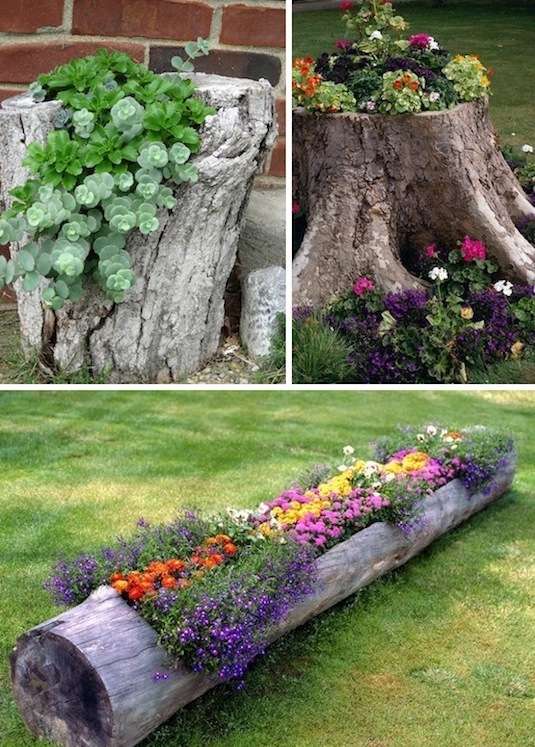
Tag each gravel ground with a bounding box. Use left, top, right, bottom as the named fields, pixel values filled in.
left=0, top=310, right=266, bottom=385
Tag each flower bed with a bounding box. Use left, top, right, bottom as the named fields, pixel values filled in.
left=292, top=1, right=492, bottom=115
left=11, top=425, right=516, bottom=747
left=293, top=235, right=535, bottom=383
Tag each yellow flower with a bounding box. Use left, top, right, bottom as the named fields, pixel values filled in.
left=460, top=306, right=474, bottom=320
left=401, top=451, right=429, bottom=472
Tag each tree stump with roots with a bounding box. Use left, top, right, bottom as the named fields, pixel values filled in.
left=0, top=74, right=275, bottom=382
left=292, top=98, right=535, bottom=307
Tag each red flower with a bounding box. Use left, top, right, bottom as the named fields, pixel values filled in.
left=339, top=1, right=354, bottom=10
left=460, top=235, right=487, bottom=262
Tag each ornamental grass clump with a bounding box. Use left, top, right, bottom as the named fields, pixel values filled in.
left=0, top=44, right=215, bottom=309
left=292, top=0, right=492, bottom=114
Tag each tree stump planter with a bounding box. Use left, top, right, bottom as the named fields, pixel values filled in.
left=0, top=74, right=276, bottom=382
left=11, top=455, right=515, bottom=747
left=292, top=99, right=535, bottom=306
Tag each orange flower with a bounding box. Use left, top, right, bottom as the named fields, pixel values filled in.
left=223, top=542, right=237, bottom=556
left=393, top=80, right=403, bottom=90
left=161, top=575, right=177, bottom=589
left=166, top=558, right=186, bottom=573
left=112, top=579, right=129, bottom=593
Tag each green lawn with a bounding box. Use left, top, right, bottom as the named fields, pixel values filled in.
left=1, top=390, right=534, bottom=746
left=292, top=0, right=535, bottom=146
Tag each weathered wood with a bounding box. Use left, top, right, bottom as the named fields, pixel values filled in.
left=0, top=74, right=276, bottom=382
left=292, top=99, right=535, bottom=306
left=11, top=456, right=515, bottom=747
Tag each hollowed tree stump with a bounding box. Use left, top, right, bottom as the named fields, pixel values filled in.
left=0, top=74, right=275, bottom=382
left=293, top=99, right=535, bottom=306
left=11, top=455, right=515, bottom=747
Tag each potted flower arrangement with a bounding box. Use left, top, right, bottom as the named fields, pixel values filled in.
left=292, top=1, right=492, bottom=114
left=12, top=424, right=515, bottom=747
left=0, top=46, right=276, bottom=381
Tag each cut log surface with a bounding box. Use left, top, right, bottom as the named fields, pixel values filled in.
left=0, top=74, right=276, bottom=382
left=292, top=99, right=535, bottom=306
left=11, top=457, right=515, bottom=747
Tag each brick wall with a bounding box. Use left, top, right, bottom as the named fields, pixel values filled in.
left=0, top=0, right=286, bottom=305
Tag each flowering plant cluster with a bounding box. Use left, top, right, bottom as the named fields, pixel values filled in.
left=293, top=235, right=534, bottom=383
left=45, top=424, right=513, bottom=687
left=292, top=56, right=356, bottom=113
left=292, top=0, right=491, bottom=115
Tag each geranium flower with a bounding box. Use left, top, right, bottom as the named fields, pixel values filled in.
left=425, top=243, right=438, bottom=258
left=353, top=277, right=375, bottom=295
left=339, top=1, right=353, bottom=9
left=521, top=144, right=534, bottom=153
left=493, top=279, right=513, bottom=296
left=428, top=266, right=448, bottom=281
left=460, top=235, right=487, bottom=261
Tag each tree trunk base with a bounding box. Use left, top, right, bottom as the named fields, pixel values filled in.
left=0, top=74, right=276, bottom=382
left=292, top=99, right=535, bottom=306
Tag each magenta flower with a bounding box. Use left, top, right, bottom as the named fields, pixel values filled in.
left=335, top=39, right=353, bottom=51
left=353, top=277, right=375, bottom=295
left=339, top=1, right=354, bottom=10
left=409, top=33, right=432, bottom=48
left=292, top=202, right=300, bottom=214
left=425, top=243, right=438, bottom=258
left=460, top=235, right=487, bottom=262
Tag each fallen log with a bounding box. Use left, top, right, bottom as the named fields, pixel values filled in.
left=0, top=74, right=276, bottom=382
left=11, top=455, right=515, bottom=747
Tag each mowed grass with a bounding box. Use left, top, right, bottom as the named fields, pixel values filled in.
left=0, top=390, right=534, bottom=747
left=292, top=0, right=535, bottom=146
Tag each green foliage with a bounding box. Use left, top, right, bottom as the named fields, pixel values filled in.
left=292, top=313, right=354, bottom=383
left=0, top=46, right=215, bottom=309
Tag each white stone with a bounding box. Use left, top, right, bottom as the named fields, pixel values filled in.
left=240, top=265, right=285, bottom=359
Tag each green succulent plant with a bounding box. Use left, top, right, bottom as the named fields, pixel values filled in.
left=0, top=42, right=214, bottom=309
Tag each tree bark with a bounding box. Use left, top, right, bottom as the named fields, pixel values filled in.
left=11, top=455, right=515, bottom=747
left=292, top=99, right=535, bottom=306
left=0, top=74, right=276, bottom=382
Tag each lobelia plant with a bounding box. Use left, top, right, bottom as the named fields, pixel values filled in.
left=0, top=42, right=215, bottom=309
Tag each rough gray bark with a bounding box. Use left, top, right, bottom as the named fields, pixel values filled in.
left=11, top=455, right=515, bottom=747
left=293, top=99, right=535, bottom=306
left=0, top=74, right=276, bottom=382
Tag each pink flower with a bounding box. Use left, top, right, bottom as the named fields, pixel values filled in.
left=292, top=202, right=300, bottom=214
left=339, top=1, right=354, bottom=10
left=425, top=243, right=438, bottom=258
left=353, top=277, right=375, bottom=295
left=409, top=33, right=432, bottom=48
left=335, top=39, right=352, bottom=51
left=460, top=235, right=487, bottom=262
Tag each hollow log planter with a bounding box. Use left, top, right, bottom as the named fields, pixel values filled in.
left=11, top=456, right=515, bottom=747
left=292, top=99, right=535, bottom=306
left=0, top=74, right=275, bottom=382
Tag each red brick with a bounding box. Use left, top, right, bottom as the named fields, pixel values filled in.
left=221, top=6, right=285, bottom=48
left=73, top=0, right=212, bottom=41
left=0, top=0, right=64, bottom=33
left=0, top=41, right=145, bottom=84
left=268, top=138, right=285, bottom=177
left=150, top=46, right=281, bottom=87
left=0, top=245, right=16, bottom=305
left=0, top=88, right=26, bottom=104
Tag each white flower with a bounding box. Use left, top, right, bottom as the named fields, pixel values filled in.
left=428, top=266, right=448, bottom=282
left=493, top=279, right=513, bottom=296
left=428, top=37, right=439, bottom=50
left=338, top=464, right=348, bottom=472
left=426, top=425, right=437, bottom=437
left=383, top=472, right=396, bottom=483
left=369, top=30, right=383, bottom=40
left=363, top=461, right=380, bottom=478
left=417, top=433, right=426, bottom=442
left=365, top=100, right=376, bottom=111
left=428, top=92, right=440, bottom=103
left=343, top=445, right=355, bottom=457
left=521, top=144, right=534, bottom=153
